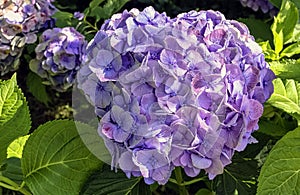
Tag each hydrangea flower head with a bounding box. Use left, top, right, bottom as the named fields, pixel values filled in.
left=0, top=35, right=24, bottom=75
left=0, top=0, right=56, bottom=75
left=78, top=7, right=275, bottom=184
left=0, top=0, right=56, bottom=43
left=30, top=27, right=87, bottom=92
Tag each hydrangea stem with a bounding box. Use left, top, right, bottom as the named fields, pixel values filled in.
left=0, top=176, right=31, bottom=195
left=174, top=167, right=189, bottom=195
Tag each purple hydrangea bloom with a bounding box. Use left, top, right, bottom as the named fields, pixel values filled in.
left=77, top=7, right=275, bottom=184
left=240, top=0, right=278, bottom=15
left=74, top=12, right=84, bottom=20
left=0, top=0, right=56, bottom=75
left=30, top=27, right=87, bottom=92
left=0, top=35, right=24, bottom=75
left=0, top=0, right=56, bottom=43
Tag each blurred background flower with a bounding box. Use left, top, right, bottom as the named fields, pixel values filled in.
left=30, top=27, right=87, bottom=92
left=239, top=0, right=278, bottom=15
left=0, top=0, right=56, bottom=75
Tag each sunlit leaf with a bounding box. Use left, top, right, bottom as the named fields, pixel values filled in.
left=22, top=120, right=102, bottom=195
left=257, top=127, right=300, bottom=195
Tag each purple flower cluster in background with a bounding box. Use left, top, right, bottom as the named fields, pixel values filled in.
left=240, top=0, right=278, bottom=15
left=30, top=27, right=87, bottom=91
left=0, top=0, right=56, bottom=75
left=78, top=6, right=275, bottom=185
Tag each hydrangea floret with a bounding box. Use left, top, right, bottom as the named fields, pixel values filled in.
left=30, top=27, right=87, bottom=91
left=78, top=6, right=275, bottom=185
left=239, top=0, right=278, bottom=15
left=0, top=0, right=56, bottom=75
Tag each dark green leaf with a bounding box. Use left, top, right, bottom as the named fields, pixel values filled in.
left=212, top=154, right=258, bottom=195
left=269, top=0, right=281, bottom=8
left=26, top=72, right=51, bottom=106
left=80, top=165, right=150, bottom=195
left=87, top=0, right=129, bottom=21
left=1, top=158, right=23, bottom=185
left=89, top=0, right=105, bottom=8
left=195, top=188, right=214, bottom=195
left=258, top=118, right=294, bottom=137
left=22, top=120, right=102, bottom=195
left=257, top=127, right=300, bottom=195
left=238, top=18, right=272, bottom=41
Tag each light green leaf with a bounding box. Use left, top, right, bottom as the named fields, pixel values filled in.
left=80, top=165, right=151, bottom=195
left=0, top=74, right=23, bottom=125
left=22, top=120, right=102, bottom=195
left=270, top=59, right=300, bottom=81
left=0, top=75, right=31, bottom=164
left=280, top=42, right=300, bottom=58
left=267, top=78, right=300, bottom=115
left=257, top=127, right=300, bottom=195
left=286, top=24, right=300, bottom=44
left=271, top=0, right=299, bottom=45
left=7, top=135, right=30, bottom=159
left=271, top=21, right=283, bottom=55
left=259, top=41, right=277, bottom=61
left=26, top=71, right=51, bottom=106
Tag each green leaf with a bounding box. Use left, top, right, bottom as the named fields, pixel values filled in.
left=270, top=59, right=300, bottom=81
left=80, top=165, right=151, bottom=195
left=269, top=0, right=281, bottom=8
left=258, top=119, right=293, bottom=137
left=280, top=41, right=300, bottom=58
left=26, top=72, right=51, bottom=106
left=238, top=18, right=272, bottom=41
left=89, top=0, right=105, bottom=8
left=0, top=75, right=31, bottom=164
left=0, top=74, right=23, bottom=125
left=87, top=0, right=129, bottom=21
left=271, top=20, right=284, bottom=55
left=212, top=154, right=258, bottom=195
left=257, top=127, right=300, bottom=195
left=21, top=120, right=102, bottom=195
left=52, top=11, right=77, bottom=28
left=271, top=0, right=299, bottom=46
left=195, top=188, right=214, bottom=195
left=286, top=24, right=300, bottom=44
left=75, top=120, right=111, bottom=166
left=259, top=41, right=277, bottom=61
left=0, top=158, right=23, bottom=185
left=7, top=135, right=30, bottom=159
left=267, top=78, right=300, bottom=116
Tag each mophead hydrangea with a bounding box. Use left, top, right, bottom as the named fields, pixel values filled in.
left=30, top=27, right=87, bottom=92
left=77, top=6, right=275, bottom=185
left=0, top=0, right=56, bottom=75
